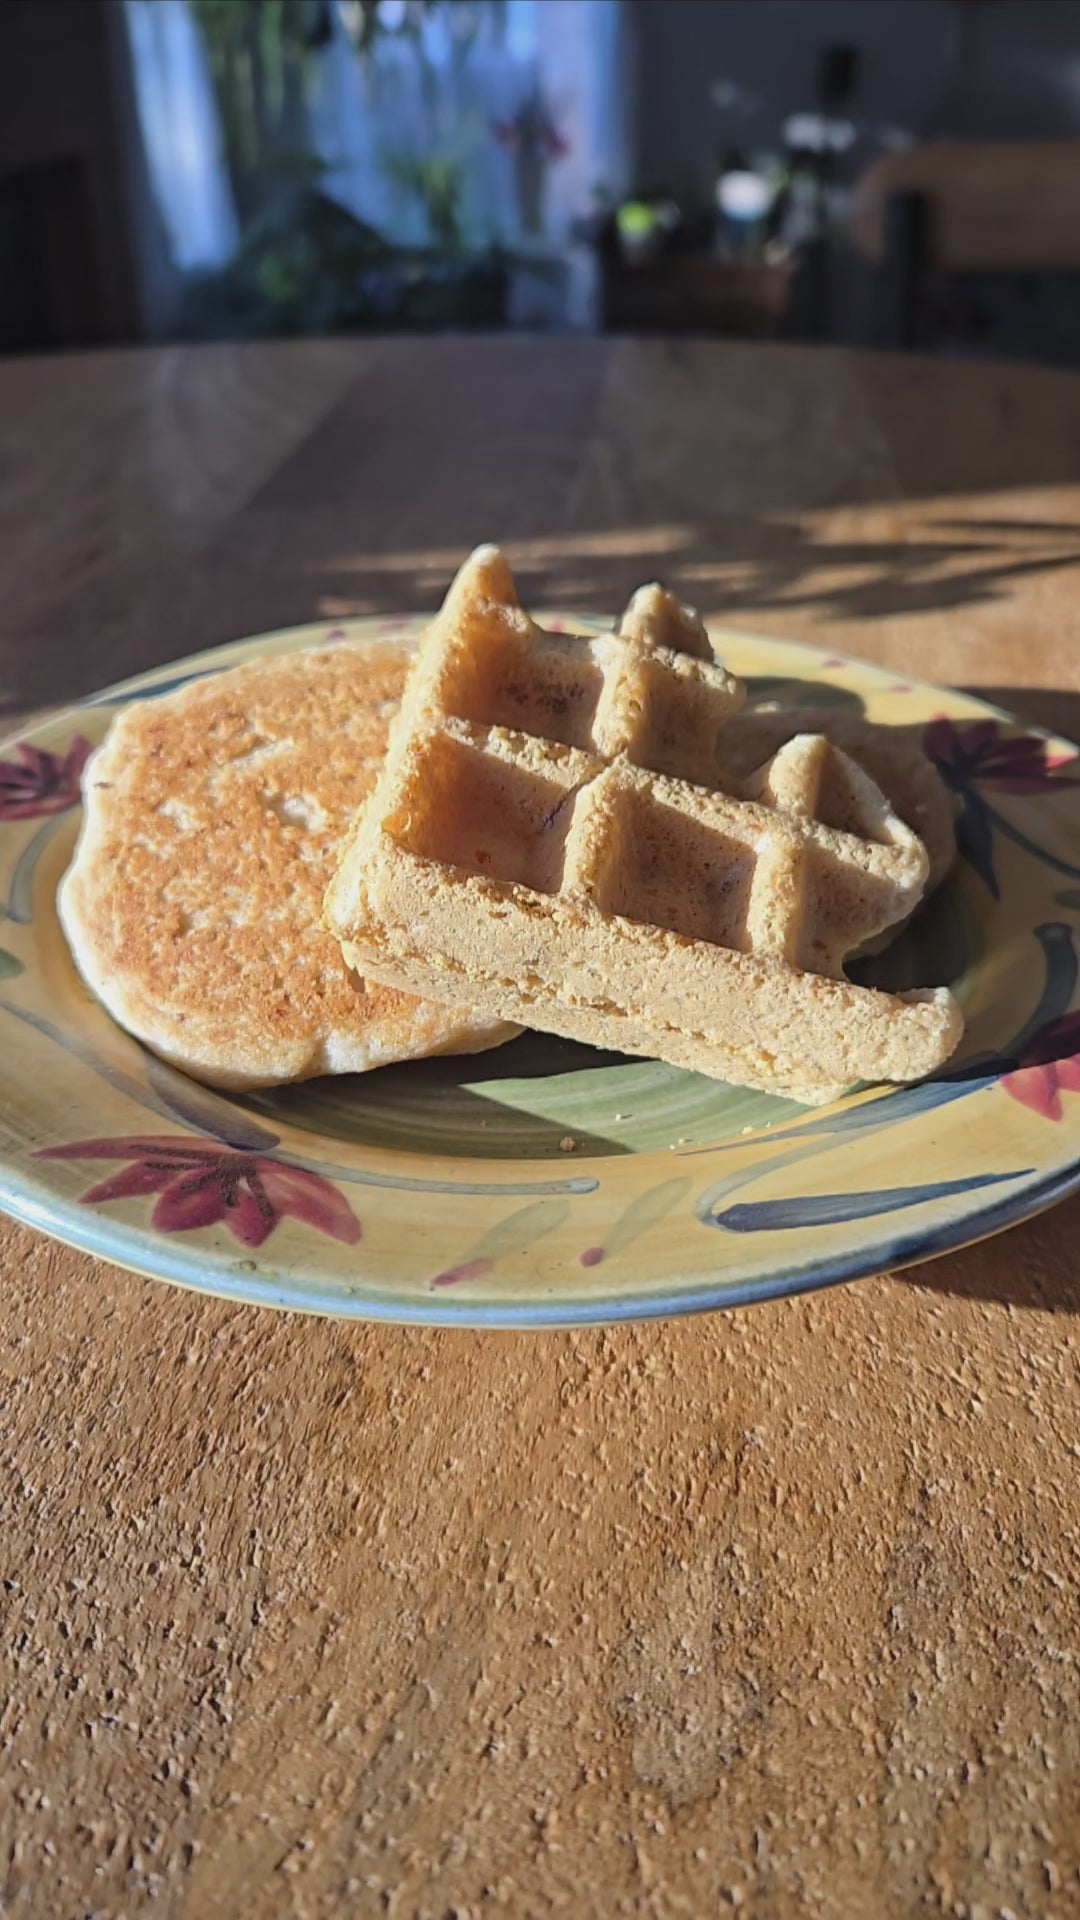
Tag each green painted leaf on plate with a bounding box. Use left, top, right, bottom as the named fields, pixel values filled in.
left=604, top=1177, right=693, bottom=1257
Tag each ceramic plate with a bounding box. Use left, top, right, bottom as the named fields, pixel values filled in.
left=2, top=616, right=1080, bottom=1326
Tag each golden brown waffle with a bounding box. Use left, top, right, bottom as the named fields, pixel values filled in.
left=383, top=550, right=746, bottom=787
left=325, top=549, right=963, bottom=1103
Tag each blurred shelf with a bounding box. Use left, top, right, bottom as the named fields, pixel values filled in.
left=600, top=252, right=794, bottom=337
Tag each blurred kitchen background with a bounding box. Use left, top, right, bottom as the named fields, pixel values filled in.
left=7, top=0, right=1080, bottom=363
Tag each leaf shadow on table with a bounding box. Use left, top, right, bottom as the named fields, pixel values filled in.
left=894, top=1191, right=1080, bottom=1314
left=11, top=496, right=1080, bottom=719
left=301, top=515, right=1080, bottom=639
left=674, top=519, right=1080, bottom=628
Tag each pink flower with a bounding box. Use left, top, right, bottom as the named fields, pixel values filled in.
left=538, top=125, right=569, bottom=160
left=924, top=717, right=1080, bottom=793
left=36, top=1134, right=361, bottom=1248
left=491, top=98, right=569, bottom=162
left=1003, top=1058, right=1080, bottom=1121
left=0, top=736, right=91, bottom=821
left=1002, top=1009, right=1080, bottom=1121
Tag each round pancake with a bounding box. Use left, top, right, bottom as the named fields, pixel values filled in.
left=59, top=644, right=516, bottom=1089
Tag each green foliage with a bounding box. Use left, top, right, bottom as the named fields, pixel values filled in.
left=186, top=0, right=516, bottom=335
left=616, top=201, right=659, bottom=239
left=186, top=193, right=386, bottom=336
left=182, top=179, right=510, bottom=338
left=382, top=151, right=466, bottom=254
left=190, top=0, right=322, bottom=207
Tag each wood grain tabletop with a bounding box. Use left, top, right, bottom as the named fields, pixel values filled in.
left=2, top=337, right=1079, bottom=1919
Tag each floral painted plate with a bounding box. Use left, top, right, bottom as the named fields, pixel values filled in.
left=2, top=616, right=1080, bottom=1326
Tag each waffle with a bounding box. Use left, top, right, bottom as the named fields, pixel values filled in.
left=720, top=704, right=957, bottom=904
left=367, top=547, right=746, bottom=787
left=325, top=549, right=963, bottom=1104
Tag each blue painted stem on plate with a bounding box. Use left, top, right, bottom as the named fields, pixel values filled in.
left=696, top=924, right=1075, bottom=1230
left=708, top=1168, right=1031, bottom=1233
left=6, top=818, right=62, bottom=924
left=985, top=798, right=1080, bottom=881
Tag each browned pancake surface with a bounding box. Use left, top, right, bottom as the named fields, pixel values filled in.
left=60, top=644, right=514, bottom=1087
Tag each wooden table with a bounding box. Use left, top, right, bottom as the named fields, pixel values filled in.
left=3, top=338, right=1080, bottom=1919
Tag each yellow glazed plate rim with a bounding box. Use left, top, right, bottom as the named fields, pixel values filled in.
left=1, top=614, right=1079, bottom=1326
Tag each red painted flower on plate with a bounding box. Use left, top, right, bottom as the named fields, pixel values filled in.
left=35, top=1134, right=361, bottom=1248
left=0, top=736, right=91, bottom=821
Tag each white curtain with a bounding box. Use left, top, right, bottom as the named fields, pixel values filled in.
left=124, top=0, right=239, bottom=272
left=534, top=0, right=632, bottom=235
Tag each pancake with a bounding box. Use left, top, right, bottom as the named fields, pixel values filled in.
left=59, top=643, right=517, bottom=1089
